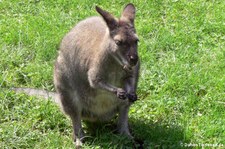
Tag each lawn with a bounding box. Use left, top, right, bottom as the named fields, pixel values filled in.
left=0, top=0, right=224, bottom=148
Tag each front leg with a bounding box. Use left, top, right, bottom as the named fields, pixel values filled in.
left=88, top=69, right=127, bottom=100
left=124, top=62, right=139, bottom=102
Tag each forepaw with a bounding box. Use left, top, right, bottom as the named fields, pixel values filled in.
left=127, top=93, right=137, bottom=102
left=116, top=88, right=127, bottom=100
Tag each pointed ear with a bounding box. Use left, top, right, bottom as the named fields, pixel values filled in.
left=96, top=6, right=118, bottom=31
left=121, top=3, right=136, bottom=24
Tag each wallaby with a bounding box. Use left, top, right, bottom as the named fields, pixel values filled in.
left=14, top=3, right=140, bottom=148
left=54, top=3, right=140, bottom=147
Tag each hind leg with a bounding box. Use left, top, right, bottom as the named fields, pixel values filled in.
left=117, top=103, right=133, bottom=138
left=71, top=112, right=84, bottom=148
left=58, top=91, right=84, bottom=148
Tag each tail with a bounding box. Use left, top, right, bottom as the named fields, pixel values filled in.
left=12, top=87, right=59, bottom=103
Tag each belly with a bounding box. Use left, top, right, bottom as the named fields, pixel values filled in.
left=81, top=90, right=119, bottom=122
left=80, top=71, right=125, bottom=121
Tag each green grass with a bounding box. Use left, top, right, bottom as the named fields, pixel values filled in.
left=1, top=0, right=225, bottom=148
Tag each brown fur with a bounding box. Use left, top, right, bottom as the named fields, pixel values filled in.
left=54, top=3, right=139, bottom=147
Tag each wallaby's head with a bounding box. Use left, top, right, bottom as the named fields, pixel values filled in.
left=96, top=4, right=139, bottom=70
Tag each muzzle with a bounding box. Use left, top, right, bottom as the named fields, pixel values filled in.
left=128, top=54, right=138, bottom=66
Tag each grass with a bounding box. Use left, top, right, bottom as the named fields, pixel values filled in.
left=0, top=0, right=225, bottom=148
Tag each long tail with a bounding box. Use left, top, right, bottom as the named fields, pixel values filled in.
left=12, top=87, right=59, bottom=103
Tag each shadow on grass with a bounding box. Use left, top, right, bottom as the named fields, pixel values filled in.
left=130, top=118, right=189, bottom=148
left=82, top=118, right=190, bottom=148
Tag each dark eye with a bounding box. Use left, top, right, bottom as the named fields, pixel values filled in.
left=115, top=40, right=122, bottom=46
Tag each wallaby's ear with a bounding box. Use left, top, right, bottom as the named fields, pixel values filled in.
left=96, top=6, right=118, bottom=31
left=121, top=3, right=136, bottom=24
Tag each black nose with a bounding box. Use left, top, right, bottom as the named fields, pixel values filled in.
left=129, top=55, right=138, bottom=66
